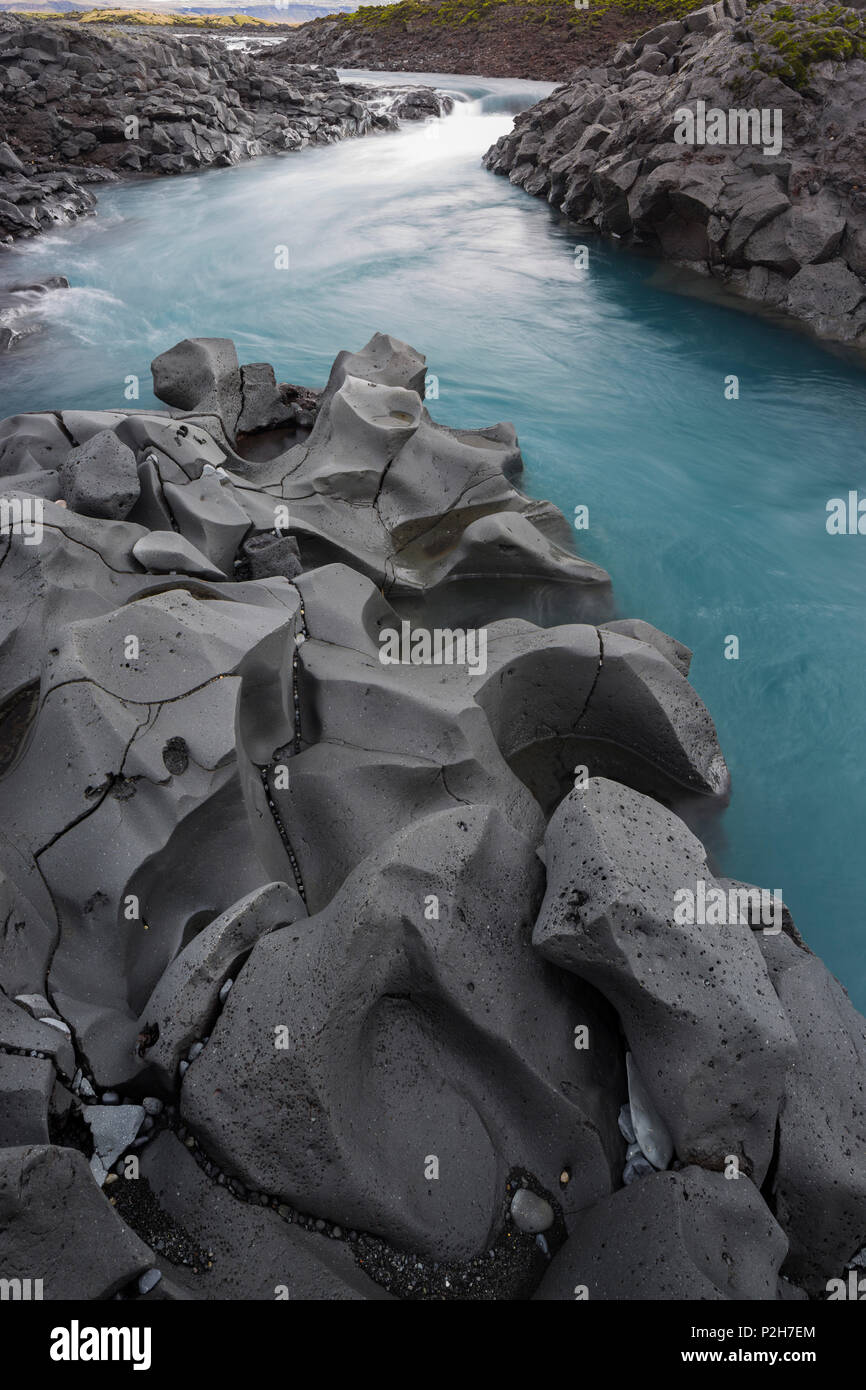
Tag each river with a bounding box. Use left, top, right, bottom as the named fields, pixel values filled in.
left=1, top=69, right=864, bottom=1005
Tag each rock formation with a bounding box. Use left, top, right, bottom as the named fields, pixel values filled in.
left=0, top=330, right=863, bottom=1299
left=484, top=0, right=866, bottom=345
left=262, top=0, right=705, bottom=84
left=0, top=15, right=452, bottom=245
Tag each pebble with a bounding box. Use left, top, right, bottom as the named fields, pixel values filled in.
left=510, top=1188, right=554, bottom=1234
left=218, top=979, right=233, bottom=1003
left=187, top=1041, right=204, bottom=1061
left=626, top=1054, right=673, bottom=1171
left=102, top=1090, right=120, bottom=1104
left=137, top=1268, right=162, bottom=1295
left=142, top=1096, right=163, bottom=1115
left=618, top=1102, right=637, bottom=1145
left=623, top=1153, right=656, bottom=1185
left=39, top=1017, right=71, bottom=1036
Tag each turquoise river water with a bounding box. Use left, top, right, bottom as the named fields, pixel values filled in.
left=1, top=70, right=864, bottom=1005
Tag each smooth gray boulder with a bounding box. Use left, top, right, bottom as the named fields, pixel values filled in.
left=236, top=362, right=296, bottom=435
left=626, top=1052, right=673, bottom=1171
left=0, top=870, right=57, bottom=1002
left=257, top=566, right=726, bottom=911
left=0, top=141, right=24, bottom=174
left=535, top=1167, right=788, bottom=1300
left=235, top=331, right=612, bottom=624
left=254, top=570, right=544, bottom=912
left=477, top=621, right=728, bottom=809
left=138, top=881, right=303, bottom=1089
left=132, top=530, right=228, bottom=580
left=83, top=1104, right=145, bottom=1186
left=181, top=805, right=623, bottom=1262
left=599, top=618, right=691, bottom=676
left=0, top=584, right=300, bottom=1085
left=58, top=429, right=140, bottom=520
left=758, top=930, right=866, bottom=1293
left=319, top=330, right=427, bottom=410
left=0, top=1145, right=153, bottom=1299
left=532, top=779, right=796, bottom=1182
left=161, top=471, right=250, bottom=574
left=151, top=337, right=243, bottom=438
left=0, top=990, right=74, bottom=1078
left=140, top=1131, right=393, bottom=1300
left=0, top=1054, right=53, bottom=1145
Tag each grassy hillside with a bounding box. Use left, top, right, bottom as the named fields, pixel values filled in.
left=346, top=0, right=700, bottom=33
left=276, top=0, right=715, bottom=78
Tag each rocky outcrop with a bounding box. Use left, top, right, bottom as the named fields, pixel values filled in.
left=264, top=0, right=709, bottom=83
left=0, top=15, right=453, bottom=246
left=484, top=0, right=866, bottom=346
left=0, top=330, right=863, bottom=1299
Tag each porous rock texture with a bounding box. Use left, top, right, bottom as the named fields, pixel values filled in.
left=0, top=15, right=453, bottom=247
left=484, top=0, right=866, bottom=345
left=0, top=330, right=863, bottom=1299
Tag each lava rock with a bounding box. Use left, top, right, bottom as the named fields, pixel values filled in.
left=758, top=929, right=866, bottom=1293
left=138, top=881, right=303, bottom=1089
left=59, top=429, right=140, bottom=521
left=0, top=1053, right=53, bottom=1145
left=181, top=804, right=623, bottom=1262
left=532, top=778, right=796, bottom=1182
left=483, top=2, right=866, bottom=347
left=83, top=1103, right=145, bottom=1185
left=0, top=1144, right=153, bottom=1298
left=535, top=1166, right=787, bottom=1300
left=132, top=530, right=228, bottom=580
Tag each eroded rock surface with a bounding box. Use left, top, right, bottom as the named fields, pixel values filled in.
left=0, top=329, right=863, bottom=1299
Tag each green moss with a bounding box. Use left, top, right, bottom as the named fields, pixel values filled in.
left=346, top=0, right=700, bottom=34
left=751, top=2, right=866, bottom=89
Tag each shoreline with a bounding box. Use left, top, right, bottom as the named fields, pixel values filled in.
left=0, top=15, right=453, bottom=260
left=484, top=1, right=866, bottom=352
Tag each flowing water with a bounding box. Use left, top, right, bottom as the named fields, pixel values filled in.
left=1, top=70, right=864, bottom=1005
